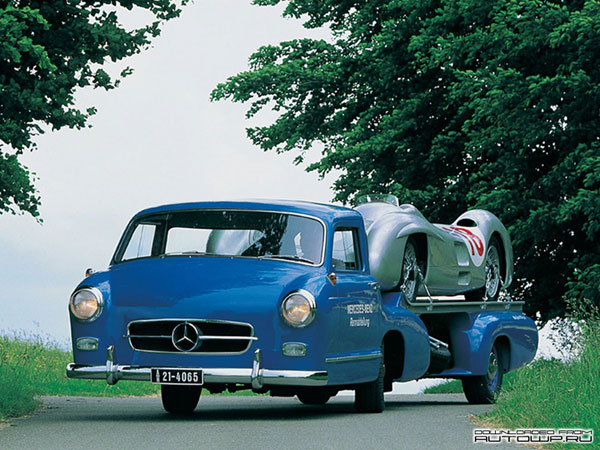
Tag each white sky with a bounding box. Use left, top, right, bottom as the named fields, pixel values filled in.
left=0, top=1, right=338, bottom=342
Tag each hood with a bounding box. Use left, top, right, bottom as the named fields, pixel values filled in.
left=99, top=256, right=325, bottom=318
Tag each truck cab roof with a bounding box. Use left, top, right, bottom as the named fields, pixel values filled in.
left=134, top=199, right=363, bottom=225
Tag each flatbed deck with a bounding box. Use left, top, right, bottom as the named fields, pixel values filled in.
left=404, top=298, right=525, bottom=314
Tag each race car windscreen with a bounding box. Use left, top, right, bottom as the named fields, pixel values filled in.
left=115, top=210, right=325, bottom=266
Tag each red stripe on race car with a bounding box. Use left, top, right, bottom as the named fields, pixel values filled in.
left=452, top=227, right=484, bottom=257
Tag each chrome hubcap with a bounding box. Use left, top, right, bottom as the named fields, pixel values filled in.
left=401, top=243, right=418, bottom=300
left=484, top=246, right=501, bottom=299
left=487, top=350, right=499, bottom=390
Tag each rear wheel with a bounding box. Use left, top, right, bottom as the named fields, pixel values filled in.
left=462, top=344, right=503, bottom=404
left=161, top=385, right=201, bottom=414
left=465, top=237, right=502, bottom=302
left=354, top=357, right=385, bottom=413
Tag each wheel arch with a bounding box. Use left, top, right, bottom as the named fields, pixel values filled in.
left=493, top=334, right=511, bottom=373
left=490, top=231, right=507, bottom=284
left=409, top=233, right=428, bottom=278
left=453, top=209, right=514, bottom=289
left=364, top=213, right=438, bottom=291
left=382, top=330, right=405, bottom=388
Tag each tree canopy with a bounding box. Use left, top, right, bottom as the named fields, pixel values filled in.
left=212, top=0, right=600, bottom=321
left=0, top=0, right=186, bottom=217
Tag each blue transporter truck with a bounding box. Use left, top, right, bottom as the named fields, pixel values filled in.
left=67, top=197, right=538, bottom=414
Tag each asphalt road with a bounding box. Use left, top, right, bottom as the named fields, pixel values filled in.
left=0, top=394, right=518, bottom=450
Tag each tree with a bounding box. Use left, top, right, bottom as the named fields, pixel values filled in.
left=0, top=0, right=187, bottom=217
left=212, top=0, right=600, bottom=322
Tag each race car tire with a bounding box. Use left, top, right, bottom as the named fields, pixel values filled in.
left=400, top=238, right=422, bottom=302
left=161, top=385, right=201, bottom=414
left=354, top=357, right=385, bottom=413
left=465, top=236, right=502, bottom=302
left=461, top=344, right=504, bottom=404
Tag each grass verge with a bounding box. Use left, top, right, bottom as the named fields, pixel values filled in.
left=0, top=337, right=160, bottom=420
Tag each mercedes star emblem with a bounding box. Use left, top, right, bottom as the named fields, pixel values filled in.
left=171, top=322, right=201, bottom=352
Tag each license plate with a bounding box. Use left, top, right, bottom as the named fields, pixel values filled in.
left=151, top=368, right=203, bottom=385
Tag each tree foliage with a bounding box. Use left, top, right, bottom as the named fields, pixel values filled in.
left=212, top=0, right=600, bottom=321
left=0, top=0, right=186, bottom=217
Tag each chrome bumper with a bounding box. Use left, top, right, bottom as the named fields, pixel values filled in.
left=66, top=346, right=328, bottom=389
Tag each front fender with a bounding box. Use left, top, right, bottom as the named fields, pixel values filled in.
left=364, top=210, right=442, bottom=291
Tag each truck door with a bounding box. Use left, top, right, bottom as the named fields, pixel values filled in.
left=329, top=226, right=381, bottom=357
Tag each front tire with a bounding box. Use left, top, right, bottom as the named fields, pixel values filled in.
left=297, top=389, right=333, bottom=406
left=354, top=358, right=385, bottom=413
left=161, top=385, right=201, bottom=414
left=462, top=344, right=503, bottom=404
left=400, top=238, right=423, bottom=302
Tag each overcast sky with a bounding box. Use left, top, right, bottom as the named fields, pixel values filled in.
left=0, top=1, right=338, bottom=342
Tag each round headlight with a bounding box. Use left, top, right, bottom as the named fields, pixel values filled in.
left=70, top=287, right=103, bottom=322
left=281, top=290, right=316, bottom=327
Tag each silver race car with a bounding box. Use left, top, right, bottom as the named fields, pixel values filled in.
left=355, top=195, right=513, bottom=302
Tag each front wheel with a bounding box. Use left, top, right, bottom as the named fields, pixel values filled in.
left=161, top=385, right=201, bottom=414
left=297, top=389, right=333, bottom=406
left=400, top=238, right=424, bottom=302
left=354, top=358, right=385, bottom=413
left=462, top=344, right=503, bottom=404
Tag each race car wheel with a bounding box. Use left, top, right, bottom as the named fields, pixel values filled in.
left=465, top=237, right=502, bottom=302
left=354, top=356, right=385, bottom=413
left=297, top=389, right=333, bottom=405
left=400, top=238, right=421, bottom=302
left=461, top=344, right=504, bottom=404
left=161, top=385, right=201, bottom=414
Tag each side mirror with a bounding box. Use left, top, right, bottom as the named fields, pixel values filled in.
left=85, top=268, right=95, bottom=277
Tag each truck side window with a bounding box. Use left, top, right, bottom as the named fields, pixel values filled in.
left=332, top=228, right=360, bottom=271
left=122, top=223, right=157, bottom=261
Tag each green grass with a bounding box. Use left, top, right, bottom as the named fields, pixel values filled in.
left=424, top=379, right=463, bottom=394
left=0, top=336, right=161, bottom=420
left=0, top=337, right=41, bottom=420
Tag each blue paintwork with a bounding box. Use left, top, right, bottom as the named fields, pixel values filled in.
left=429, top=311, right=539, bottom=377
left=70, top=200, right=538, bottom=388
left=380, top=293, right=431, bottom=381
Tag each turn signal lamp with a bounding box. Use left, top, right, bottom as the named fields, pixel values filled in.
left=282, top=342, right=307, bottom=357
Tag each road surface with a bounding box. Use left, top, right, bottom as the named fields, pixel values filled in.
left=0, top=394, right=518, bottom=449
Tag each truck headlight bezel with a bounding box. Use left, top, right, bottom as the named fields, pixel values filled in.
left=280, top=289, right=316, bottom=328
left=70, top=287, right=104, bottom=322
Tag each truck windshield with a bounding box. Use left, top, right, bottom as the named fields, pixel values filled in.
left=115, top=210, right=325, bottom=266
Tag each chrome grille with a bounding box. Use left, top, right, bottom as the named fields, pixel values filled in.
left=127, top=319, right=256, bottom=354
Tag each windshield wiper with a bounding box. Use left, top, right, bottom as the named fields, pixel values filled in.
left=261, top=254, right=315, bottom=264
left=161, top=251, right=213, bottom=257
